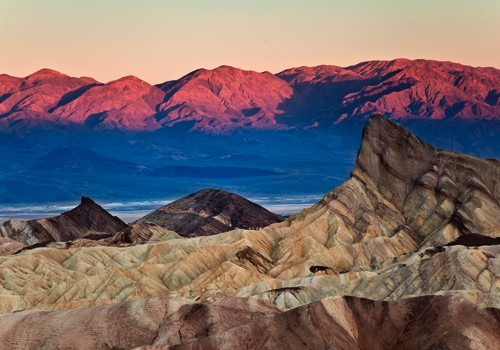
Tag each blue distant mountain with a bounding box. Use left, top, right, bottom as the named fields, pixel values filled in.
left=31, top=147, right=153, bottom=175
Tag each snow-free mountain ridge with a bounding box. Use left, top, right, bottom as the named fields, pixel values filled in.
left=1, top=59, right=498, bottom=132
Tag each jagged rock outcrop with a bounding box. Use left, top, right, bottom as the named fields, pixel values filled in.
left=0, top=116, right=498, bottom=316
left=353, top=114, right=500, bottom=243
left=136, top=188, right=283, bottom=237
left=0, top=196, right=127, bottom=245
left=0, top=295, right=498, bottom=350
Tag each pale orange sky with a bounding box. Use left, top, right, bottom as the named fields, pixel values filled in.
left=1, top=0, right=499, bottom=84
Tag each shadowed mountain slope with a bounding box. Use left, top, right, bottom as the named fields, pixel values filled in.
left=277, top=59, right=499, bottom=127
left=136, top=188, right=283, bottom=236
left=342, top=59, right=499, bottom=121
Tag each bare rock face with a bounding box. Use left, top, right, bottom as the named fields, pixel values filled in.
left=0, top=196, right=127, bottom=245
left=136, top=188, right=283, bottom=237
left=0, top=295, right=498, bottom=350
left=353, top=114, right=500, bottom=243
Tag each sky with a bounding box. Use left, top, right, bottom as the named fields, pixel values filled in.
left=1, top=0, right=499, bottom=84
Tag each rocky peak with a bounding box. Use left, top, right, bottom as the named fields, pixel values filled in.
left=355, top=114, right=435, bottom=206
left=0, top=197, right=127, bottom=245
left=136, top=188, right=283, bottom=237
left=62, top=196, right=127, bottom=233
left=277, top=65, right=364, bottom=85
left=107, top=75, right=152, bottom=88
left=349, top=114, right=500, bottom=240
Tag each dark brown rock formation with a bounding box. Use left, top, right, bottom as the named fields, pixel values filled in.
left=351, top=114, right=500, bottom=245
left=136, top=188, right=283, bottom=237
left=0, top=196, right=127, bottom=245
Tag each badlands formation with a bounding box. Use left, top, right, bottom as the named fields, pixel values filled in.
left=0, top=115, right=498, bottom=348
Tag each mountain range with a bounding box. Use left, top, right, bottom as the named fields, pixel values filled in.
left=1, top=59, right=498, bottom=132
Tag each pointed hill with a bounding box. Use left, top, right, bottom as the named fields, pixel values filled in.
left=135, top=188, right=283, bottom=236
left=0, top=197, right=127, bottom=245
